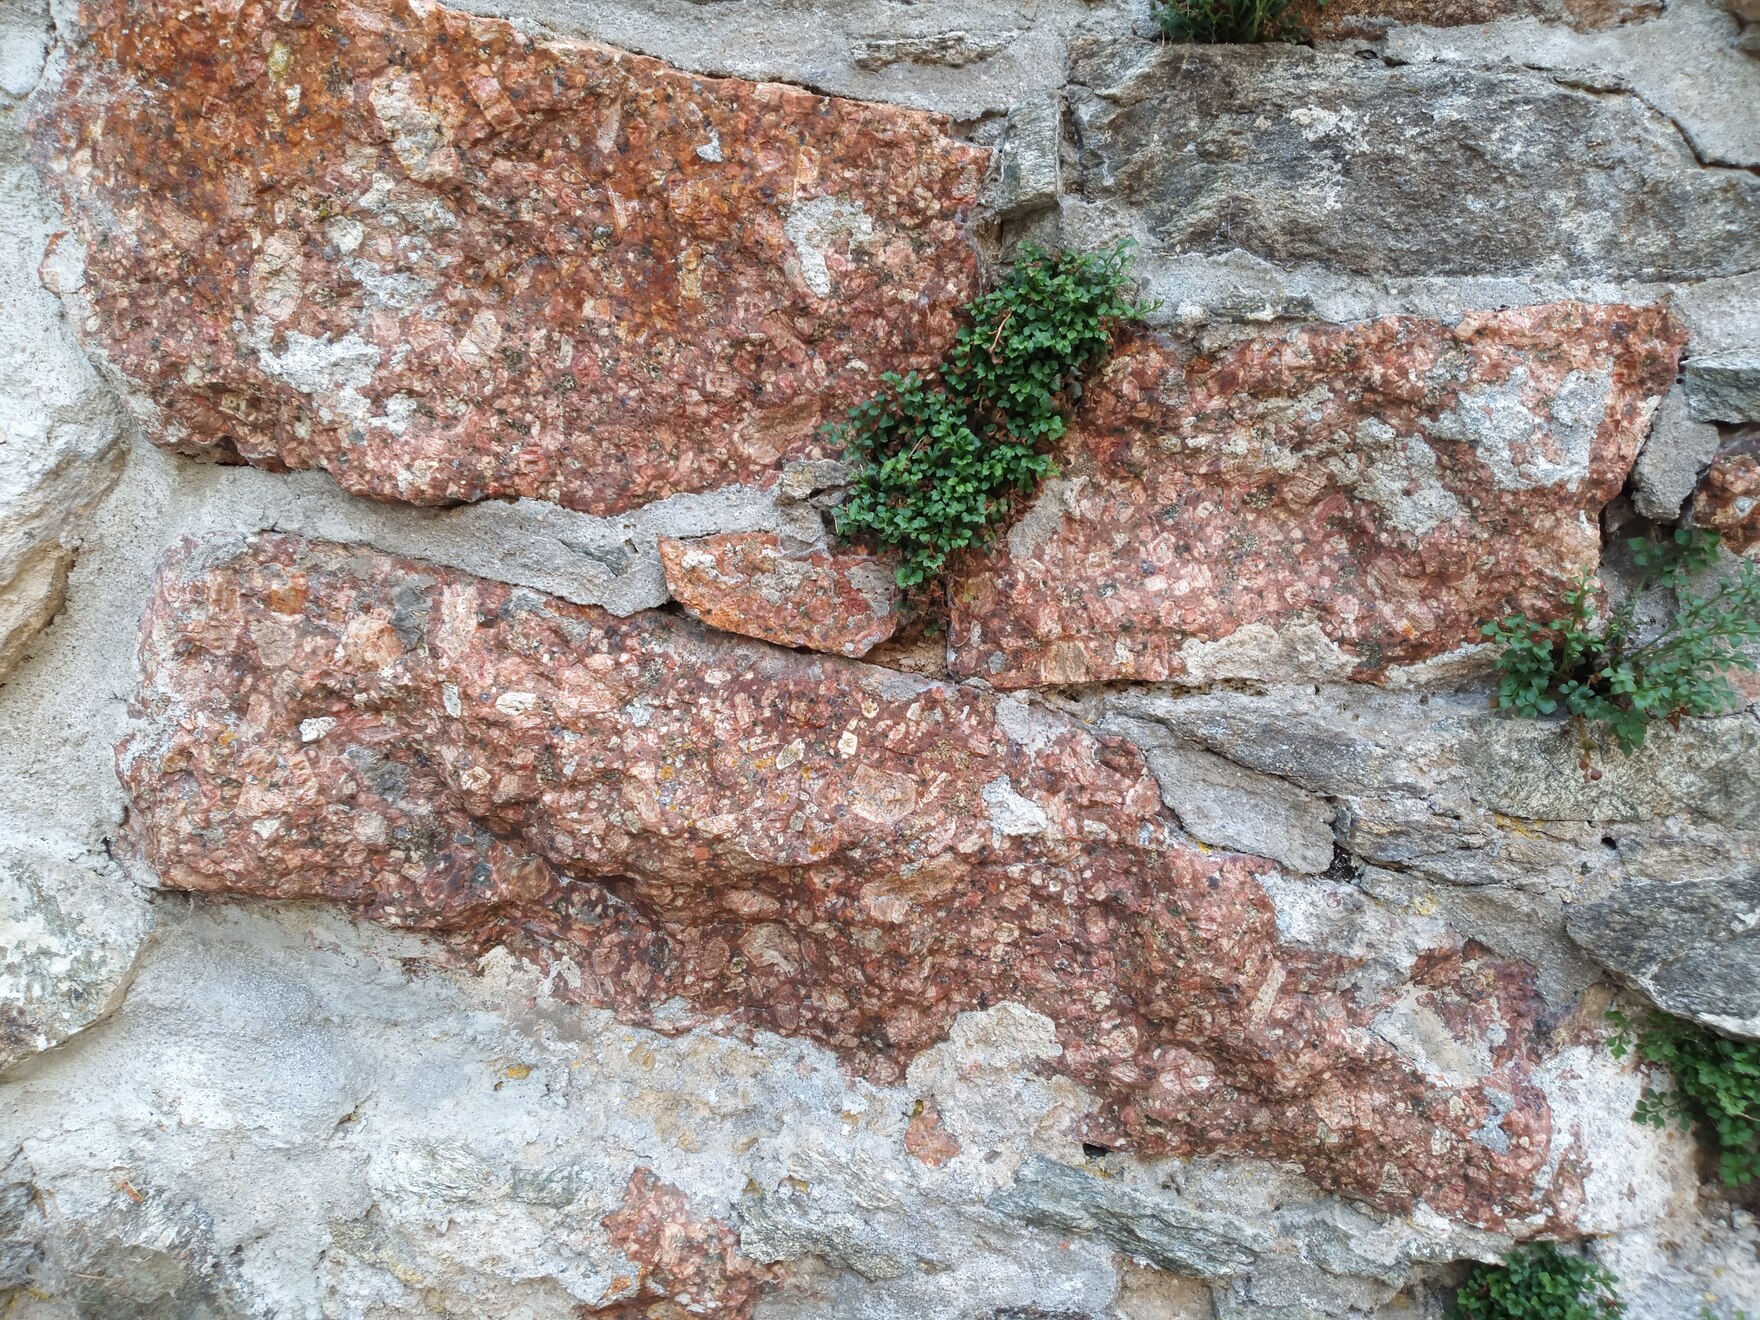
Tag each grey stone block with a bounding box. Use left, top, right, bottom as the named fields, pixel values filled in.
left=1633, top=386, right=1723, bottom=521
left=989, top=1156, right=1269, bottom=1279
left=1105, top=717, right=1336, bottom=873
left=1568, top=867, right=1760, bottom=1039
left=1685, top=352, right=1760, bottom=423
left=987, top=98, right=1061, bottom=219
left=1069, top=38, right=1760, bottom=281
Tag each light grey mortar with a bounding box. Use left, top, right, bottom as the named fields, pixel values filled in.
left=444, top=0, right=1139, bottom=120
left=0, top=0, right=126, bottom=687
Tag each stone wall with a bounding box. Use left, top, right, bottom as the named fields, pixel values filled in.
left=1, top=0, right=1757, bottom=1316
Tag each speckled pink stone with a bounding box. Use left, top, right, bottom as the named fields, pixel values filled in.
left=119, top=534, right=1587, bottom=1230
left=31, top=0, right=984, bottom=516
left=947, top=304, right=1683, bottom=688
left=659, top=532, right=899, bottom=657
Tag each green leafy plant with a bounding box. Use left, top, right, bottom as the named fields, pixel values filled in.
left=830, top=242, right=1149, bottom=590
left=1480, top=527, right=1760, bottom=755
left=1608, top=1008, right=1760, bottom=1187
left=1152, top=0, right=1322, bottom=43
left=1451, top=1242, right=1622, bottom=1320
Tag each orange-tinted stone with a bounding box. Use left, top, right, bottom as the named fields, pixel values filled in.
left=120, top=534, right=1583, bottom=1230
left=1695, top=436, right=1760, bottom=555
left=595, top=1168, right=779, bottom=1317
left=659, top=533, right=899, bottom=657
left=947, top=304, right=1682, bottom=689
left=30, top=0, right=983, bottom=516
left=903, top=1100, right=962, bottom=1168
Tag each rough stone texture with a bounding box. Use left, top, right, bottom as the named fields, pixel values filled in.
left=121, top=533, right=1611, bottom=1231
left=597, top=1168, right=779, bottom=1317
left=1567, top=868, right=1760, bottom=1041
left=30, top=0, right=984, bottom=518
left=10, top=0, right=1760, bottom=1308
left=1694, top=434, right=1760, bottom=553
left=0, top=842, right=152, bottom=1068
left=1462, top=715, right=1760, bottom=826
left=0, top=0, right=126, bottom=686
left=658, top=532, right=899, bottom=657
left=1631, top=386, right=1722, bottom=521
left=0, top=903, right=1136, bottom=1317
left=13, top=901, right=1720, bottom=1318
left=901, top=1098, right=961, bottom=1167
left=985, top=99, right=1062, bottom=220
left=1100, top=684, right=1760, bottom=1012
left=1380, top=0, right=1760, bottom=171
left=987, top=1156, right=1269, bottom=1279
left=1298, top=0, right=1663, bottom=35
left=450, top=0, right=1115, bottom=121
left=1103, top=717, right=1336, bottom=875
left=947, top=304, right=1681, bottom=689
left=1684, top=353, right=1760, bottom=422
left=142, top=466, right=831, bottom=622
left=1069, top=37, right=1760, bottom=281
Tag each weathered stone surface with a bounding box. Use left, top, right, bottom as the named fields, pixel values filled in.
left=989, top=1156, right=1270, bottom=1280
left=30, top=0, right=984, bottom=517
left=153, top=467, right=830, bottom=625
left=1685, top=353, right=1760, bottom=422
left=1694, top=435, right=1760, bottom=553
left=0, top=0, right=126, bottom=686
left=1103, top=683, right=1760, bottom=1011
left=996, top=1148, right=1536, bottom=1319
left=0, top=843, right=152, bottom=1069
left=902, top=1098, right=961, bottom=1167
left=596, top=1168, right=779, bottom=1316
left=1380, top=0, right=1760, bottom=172
left=947, top=304, right=1681, bottom=689
left=1568, top=868, right=1760, bottom=1040
left=17, top=904, right=1699, bottom=1319
left=850, top=32, right=1013, bottom=72
left=1069, top=38, right=1760, bottom=280
left=1632, top=387, right=1722, bottom=522
left=0, top=904, right=1140, bottom=1316
left=985, top=99, right=1062, bottom=219
left=121, top=534, right=1590, bottom=1228
left=658, top=532, right=899, bottom=657
left=1104, top=716, right=1336, bottom=875
left=1462, top=714, right=1760, bottom=826
left=1297, top=0, right=1663, bottom=35
left=9, top=0, right=1760, bottom=1304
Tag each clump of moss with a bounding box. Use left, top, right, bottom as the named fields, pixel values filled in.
left=830, top=242, right=1149, bottom=590
left=1609, top=1008, right=1760, bottom=1187
left=1481, top=527, right=1760, bottom=755
left=1452, top=1242, right=1622, bottom=1320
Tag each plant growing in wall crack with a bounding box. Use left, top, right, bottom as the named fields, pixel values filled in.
left=830, top=242, right=1150, bottom=590
left=1153, top=0, right=1324, bottom=44
left=1608, top=1008, right=1760, bottom=1187
left=1451, top=1242, right=1623, bottom=1320
left=1480, top=527, right=1760, bottom=755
